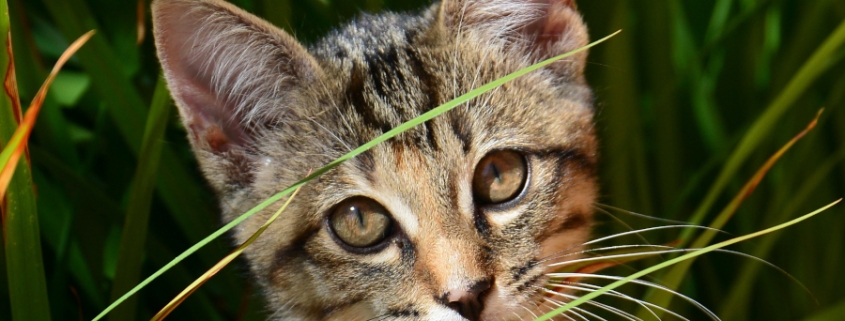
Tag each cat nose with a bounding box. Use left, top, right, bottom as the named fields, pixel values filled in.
left=446, top=279, right=492, bottom=321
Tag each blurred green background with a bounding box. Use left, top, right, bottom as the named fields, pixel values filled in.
left=2, top=0, right=844, bottom=320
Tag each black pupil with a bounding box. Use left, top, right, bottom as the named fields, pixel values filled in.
left=330, top=197, right=391, bottom=248
left=473, top=151, right=526, bottom=204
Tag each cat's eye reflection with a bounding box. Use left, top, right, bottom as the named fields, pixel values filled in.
left=329, top=197, right=393, bottom=248
left=473, top=150, right=528, bottom=205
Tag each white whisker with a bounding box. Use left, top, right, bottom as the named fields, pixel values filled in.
left=547, top=249, right=690, bottom=268
left=546, top=273, right=720, bottom=320
left=595, top=204, right=704, bottom=225
left=561, top=281, right=690, bottom=321
left=543, top=244, right=676, bottom=264
left=544, top=296, right=605, bottom=321
left=585, top=225, right=724, bottom=246
left=541, top=287, right=640, bottom=321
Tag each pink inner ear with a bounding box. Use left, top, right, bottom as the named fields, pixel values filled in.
left=178, top=79, right=248, bottom=153
left=154, top=2, right=253, bottom=153
left=154, top=0, right=321, bottom=155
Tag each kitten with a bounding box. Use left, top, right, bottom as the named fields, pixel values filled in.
left=152, top=0, right=597, bottom=320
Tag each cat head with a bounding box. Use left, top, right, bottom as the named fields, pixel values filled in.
left=152, top=0, right=597, bottom=319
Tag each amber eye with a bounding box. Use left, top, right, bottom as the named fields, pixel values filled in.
left=473, top=150, right=528, bottom=204
left=329, top=197, right=393, bottom=248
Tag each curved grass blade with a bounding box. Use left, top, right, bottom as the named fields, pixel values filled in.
left=0, top=13, right=93, bottom=320
left=719, top=148, right=845, bottom=319
left=1, top=1, right=47, bottom=320
left=91, top=30, right=621, bottom=321
left=0, top=30, right=95, bottom=198
left=680, top=18, right=845, bottom=238
left=151, top=185, right=303, bottom=320
left=533, top=199, right=841, bottom=321
left=107, top=77, right=172, bottom=321
left=636, top=109, right=823, bottom=318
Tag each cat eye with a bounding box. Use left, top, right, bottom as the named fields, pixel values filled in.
left=472, top=150, right=528, bottom=204
left=329, top=197, right=393, bottom=249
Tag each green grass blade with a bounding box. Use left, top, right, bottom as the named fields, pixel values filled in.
left=91, top=30, right=621, bottom=321
left=637, top=111, right=821, bottom=319
left=599, top=2, right=653, bottom=214
left=533, top=199, right=841, bottom=321
left=40, top=0, right=238, bottom=288
left=8, top=0, right=82, bottom=170
left=719, top=149, right=845, bottom=319
left=152, top=185, right=302, bottom=320
left=680, top=18, right=845, bottom=236
left=107, top=77, right=172, bottom=321
left=0, top=0, right=51, bottom=319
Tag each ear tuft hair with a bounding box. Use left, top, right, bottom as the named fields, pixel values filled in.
left=152, top=0, right=322, bottom=153
left=438, top=0, right=589, bottom=81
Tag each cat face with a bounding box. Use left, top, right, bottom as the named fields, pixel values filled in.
left=152, top=0, right=597, bottom=320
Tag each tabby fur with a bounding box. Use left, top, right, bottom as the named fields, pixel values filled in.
left=152, top=0, right=597, bottom=319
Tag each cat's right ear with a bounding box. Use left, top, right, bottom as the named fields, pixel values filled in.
left=435, top=0, right=589, bottom=82
left=152, top=0, right=322, bottom=155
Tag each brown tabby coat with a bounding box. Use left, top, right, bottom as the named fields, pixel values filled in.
left=152, top=0, right=597, bottom=319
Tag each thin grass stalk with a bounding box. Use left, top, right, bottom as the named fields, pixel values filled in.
left=40, top=0, right=223, bottom=247
left=107, top=77, right=172, bottom=321
left=599, top=0, right=653, bottom=214
left=91, top=31, right=621, bottom=321
left=0, top=1, right=50, bottom=319
left=533, top=199, right=841, bottom=321
left=152, top=185, right=304, bottom=320
left=719, top=149, right=845, bottom=319
left=679, top=18, right=845, bottom=237
left=636, top=110, right=822, bottom=319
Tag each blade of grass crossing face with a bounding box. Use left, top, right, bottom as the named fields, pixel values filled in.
left=91, top=31, right=621, bottom=321
left=680, top=18, right=845, bottom=238
left=534, top=199, right=841, bottom=321
left=636, top=111, right=822, bottom=319
left=107, top=77, right=172, bottom=321
left=152, top=185, right=303, bottom=320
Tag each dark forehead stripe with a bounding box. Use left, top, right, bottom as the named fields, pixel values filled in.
left=346, top=63, right=393, bottom=135
left=337, top=22, right=443, bottom=151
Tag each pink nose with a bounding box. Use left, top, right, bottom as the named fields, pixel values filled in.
left=446, top=280, right=492, bottom=321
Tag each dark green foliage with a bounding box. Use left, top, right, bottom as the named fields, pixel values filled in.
left=2, top=0, right=844, bottom=320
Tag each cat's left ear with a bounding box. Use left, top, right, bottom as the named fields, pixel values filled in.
left=436, top=0, right=589, bottom=82
left=152, top=0, right=322, bottom=155
left=152, top=0, right=324, bottom=192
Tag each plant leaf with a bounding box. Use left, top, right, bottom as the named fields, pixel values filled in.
left=151, top=184, right=303, bottom=320
left=0, top=30, right=95, bottom=198
left=533, top=199, right=841, bottom=321
left=107, top=76, right=172, bottom=321
left=637, top=109, right=823, bottom=318
left=0, top=5, right=92, bottom=318
left=680, top=17, right=845, bottom=237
